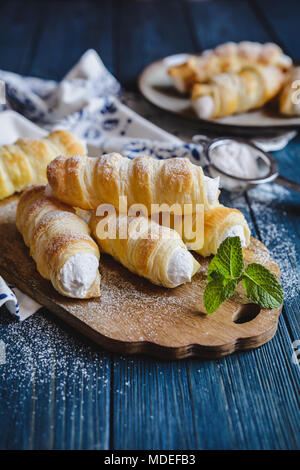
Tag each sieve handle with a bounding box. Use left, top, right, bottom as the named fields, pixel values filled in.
left=274, top=175, right=300, bottom=194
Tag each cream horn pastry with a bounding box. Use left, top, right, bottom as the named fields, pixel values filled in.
left=90, top=211, right=200, bottom=288
left=47, top=154, right=220, bottom=213
left=194, top=205, right=251, bottom=257
left=0, top=130, right=86, bottom=201
left=279, top=66, right=300, bottom=116
left=168, top=41, right=291, bottom=93
left=191, top=65, right=284, bottom=119
left=16, top=185, right=100, bottom=298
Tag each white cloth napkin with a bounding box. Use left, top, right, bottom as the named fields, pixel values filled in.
left=0, top=49, right=296, bottom=320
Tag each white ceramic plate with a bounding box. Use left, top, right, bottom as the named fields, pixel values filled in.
left=138, top=53, right=300, bottom=135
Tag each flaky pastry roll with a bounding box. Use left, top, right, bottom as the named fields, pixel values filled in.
left=191, top=65, right=284, bottom=119
left=0, top=130, right=86, bottom=200
left=16, top=185, right=100, bottom=298
left=90, top=211, right=199, bottom=288
left=47, top=153, right=220, bottom=213
left=168, top=41, right=291, bottom=93
left=194, top=205, right=251, bottom=257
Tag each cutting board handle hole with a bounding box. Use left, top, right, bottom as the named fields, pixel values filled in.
left=233, top=304, right=261, bottom=324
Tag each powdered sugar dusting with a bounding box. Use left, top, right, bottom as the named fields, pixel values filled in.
left=69, top=255, right=203, bottom=343
left=0, top=310, right=110, bottom=409
left=250, top=184, right=300, bottom=301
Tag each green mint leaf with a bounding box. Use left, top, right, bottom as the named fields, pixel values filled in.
left=204, top=277, right=239, bottom=314
left=207, top=236, right=244, bottom=281
left=242, top=263, right=284, bottom=309
left=223, top=278, right=240, bottom=299
left=204, top=280, right=225, bottom=314
left=207, top=270, right=225, bottom=283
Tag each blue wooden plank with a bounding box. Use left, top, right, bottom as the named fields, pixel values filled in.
left=112, top=338, right=300, bottom=450
left=117, top=0, right=196, bottom=88
left=29, top=0, right=114, bottom=80
left=0, top=1, right=41, bottom=74
left=112, top=356, right=198, bottom=449
left=188, top=338, right=300, bottom=450
left=251, top=0, right=300, bottom=60
left=0, top=310, right=111, bottom=450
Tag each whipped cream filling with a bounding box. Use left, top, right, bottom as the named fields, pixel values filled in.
left=204, top=175, right=220, bottom=204
left=59, top=253, right=99, bottom=298
left=193, top=95, right=214, bottom=119
left=221, top=224, right=246, bottom=248
left=172, top=76, right=187, bottom=93
left=167, top=247, right=195, bottom=287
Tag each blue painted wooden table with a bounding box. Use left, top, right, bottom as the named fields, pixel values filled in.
left=0, top=0, right=299, bottom=450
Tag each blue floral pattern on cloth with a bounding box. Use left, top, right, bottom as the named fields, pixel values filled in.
left=110, top=139, right=203, bottom=162
left=0, top=277, right=19, bottom=319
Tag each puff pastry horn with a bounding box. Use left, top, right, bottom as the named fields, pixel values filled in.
left=280, top=66, right=300, bottom=116
left=47, top=153, right=220, bottom=212
left=157, top=207, right=205, bottom=251
left=0, top=130, right=86, bottom=201
left=168, top=41, right=291, bottom=93
left=90, top=211, right=200, bottom=288
left=16, top=185, right=100, bottom=298
left=191, top=65, right=284, bottom=119
left=193, top=205, right=251, bottom=257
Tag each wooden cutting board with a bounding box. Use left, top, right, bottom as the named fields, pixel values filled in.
left=0, top=196, right=282, bottom=359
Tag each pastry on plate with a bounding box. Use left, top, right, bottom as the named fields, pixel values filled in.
left=280, top=66, right=300, bottom=116
left=90, top=211, right=200, bottom=288
left=168, top=41, right=291, bottom=93
left=47, top=153, right=220, bottom=213
left=0, top=130, right=86, bottom=201
left=16, top=185, right=100, bottom=298
left=191, top=64, right=284, bottom=119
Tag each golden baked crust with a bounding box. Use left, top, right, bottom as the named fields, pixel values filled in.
left=195, top=205, right=251, bottom=257
left=0, top=130, right=86, bottom=200
left=90, top=212, right=199, bottom=288
left=47, top=153, right=219, bottom=213
left=16, top=185, right=100, bottom=298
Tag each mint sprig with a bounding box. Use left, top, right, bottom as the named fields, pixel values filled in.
left=204, top=237, right=283, bottom=314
